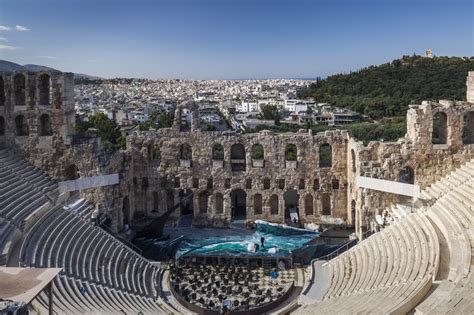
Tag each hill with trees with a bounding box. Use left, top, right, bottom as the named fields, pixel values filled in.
left=299, top=55, right=474, bottom=119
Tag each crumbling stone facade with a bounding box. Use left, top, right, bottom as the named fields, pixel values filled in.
left=2, top=70, right=474, bottom=237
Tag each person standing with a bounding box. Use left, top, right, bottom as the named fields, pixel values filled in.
left=260, top=236, right=265, bottom=248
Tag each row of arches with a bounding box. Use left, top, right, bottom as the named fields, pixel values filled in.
left=432, top=111, right=474, bottom=145
left=0, top=73, right=52, bottom=106
left=177, top=142, right=333, bottom=168
left=0, top=114, right=52, bottom=136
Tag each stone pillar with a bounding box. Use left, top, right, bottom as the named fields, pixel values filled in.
left=467, top=71, right=474, bottom=103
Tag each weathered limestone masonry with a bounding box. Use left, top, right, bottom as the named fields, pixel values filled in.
left=1, top=70, right=474, bottom=237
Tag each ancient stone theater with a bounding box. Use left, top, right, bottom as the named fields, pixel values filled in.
left=0, top=70, right=473, bottom=314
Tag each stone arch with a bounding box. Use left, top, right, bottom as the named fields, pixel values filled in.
left=305, top=194, right=314, bottom=216
left=65, top=164, right=79, bottom=180
left=38, top=114, right=52, bottom=136
left=15, top=115, right=28, bottom=136
left=198, top=191, right=209, bottom=214
left=230, top=189, right=247, bottom=219
left=153, top=191, right=159, bottom=212
left=270, top=194, right=279, bottom=215
left=432, top=111, right=448, bottom=144
left=351, top=149, right=356, bottom=173
left=215, top=193, right=223, bottom=214
left=230, top=143, right=246, bottom=171
left=180, top=143, right=192, bottom=160
left=0, top=76, right=4, bottom=106
left=0, top=116, right=4, bottom=136
left=14, top=73, right=26, bottom=105
left=212, top=143, right=224, bottom=160
left=180, top=189, right=194, bottom=216
left=319, top=143, right=332, bottom=167
left=122, top=196, right=130, bottom=226
left=399, top=165, right=415, bottom=184
left=284, top=189, right=299, bottom=222
left=285, top=143, right=297, bottom=161
left=322, top=193, right=331, bottom=215
left=253, top=193, right=262, bottom=215
left=38, top=73, right=51, bottom=105
left=462, top=111, right=474, bottom=144
left=251, top=143, right=264, bottom=160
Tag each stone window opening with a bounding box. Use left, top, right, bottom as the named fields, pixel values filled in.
left=399, top=166, right=415, bottom=184
left=432, top=112, right=448, bottom=145
left=351, top=200, right=356, bottom=224
left=351, top=149, right=356, bottom=173
left=180, top=143, right=192, bottom=160
left=38, top=114, right=52, bottom=136
left=192, top=178, right=199, bottom=189
left=246, top=178, right=252, bottom=189
left=224, top=178, right=231, bottom=189
left=462, top=112, right=474, bottom=144
left=299, top=179, right=305, bottom=190
left=14, top=74, right=26, bottom=106
left=313, top=179, right=320, bottom=190
left=305, top=194, right=314, bottom=216
left=251, top=144, right=264, bottom=159
left=152, top=191, right=159, bottom=213
left=322, top=193, right=331, bottom=215
left=253, top=194, right=262, bottom=215
left=215, top=193, right=224, bottom=214
left=278, top=179, right=285, bottom=189
left=230, top=143, right=246, bottom=171
left=38, top=73, right=51, bottom=105
left=15, top=115, right=28, bottom=136
left=319, top=143, right=332, bottom=168
left=284, top=189, right=299, bottom=222
left=263, top=178, right=271, bottom=190
left=149, top=144, right=161, bottom=161
left=0, top=77, right=5, bottom=106
left=199, top=192, right=209, bottom=214
left=174, top=177, right=180, bottom=188
left=167, top=190, right=175, bottom=211
left=270, top=194, right=279, bottom=215
left=142, top=177, right=149, bottom=190
left=122, top=196, right=130, bottom=226
left=231, top=189, right=247, bottom=219
left=65, top=164, right=79, bottom=180
left=285, top=143, right=297, bottom=161
left=212, top=143, right=224, bottom=160
left=0, top=116, right=4, bottom=136
left=332, top=179, right=340, bottom=190
left=207, top=177, right=213, bottom=189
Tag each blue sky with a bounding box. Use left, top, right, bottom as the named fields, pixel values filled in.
left=0, top=0, right=472, bottom=79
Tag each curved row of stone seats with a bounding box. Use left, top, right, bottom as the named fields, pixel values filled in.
left=412, top=162, right=474, bottom=314
left=0, top=150, right=57, bottom=229
left=30, top=275, right=172, bottom=315
left=297, top=275, right=432, bottom=314
left=297, top=211, right=439, bottom=314
left=20, top=203, right=161, bottom=299
left=0, top=218, right=17, bottom=265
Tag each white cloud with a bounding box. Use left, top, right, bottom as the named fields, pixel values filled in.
left=15, top=25, right=30, bottom=31
left=0, top=37, right=7, bottom=41
left=0, top=25, right=11, bottom=31
left=34, top=55, right=57, bottom=60
left=0, top=45, right=18, bottom=50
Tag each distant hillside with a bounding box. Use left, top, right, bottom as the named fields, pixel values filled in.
left=300, top=55, right=474, bottom=118
left=0, top=60, right=102, bottom=81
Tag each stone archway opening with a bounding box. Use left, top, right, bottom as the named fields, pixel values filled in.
left=320, top=143, right=332, bottom=167
left=463, top=111, right=474, bottom=144
left=351, top=200, right=356, bottom=225
left=15, top=115, right=28, bottom=136
left=38, top=73, right=51, bottom=105
left=14, top=74, right=26, bottom=106
left=231, top=143, right=246, bottom=171
left=432, top=112, right=448, bottom=144
left=38, top=114, right=52, bottom=136
left=284, top=189, right=299, bottom=224
left=0, top=116, right=4, bottom=136
left=399, top=166, right=415, bottom=184
left=322, top=193, right=331, bottom=215
left=180, top=189, right=194, bottom=216
left=122, top=196, right=130, bottom=227
left=230, top=189, right=247, bottom=220
left=65, top=164, right=79, bottom=180
left=305, top=194, right=314, bottom=216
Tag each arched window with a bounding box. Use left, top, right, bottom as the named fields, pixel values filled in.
left=153, top=191, right=159, bottom=212
left=230, top=143, right=246, bottom=171
left=432, top=112, right=448, bottom=144
left=319, top=143, right=332, bottom=167
left=14, top=74, right=26, bottom=105
left=38, top=73, right=50, bottom=105
left=0, top=76, right=5, bottom=106
left=399, top=166, right=415, bottom=184
left=254, top=194, right=262, bottom=215
left=149, top=144, right=161, bottom=161
left=38, top=114, right=52, bottom=136
left=351, top=149, right=356, bottom=173
left=180, top=143, right=192, bottom=160
left=251, top=144, right=264, bottom=160
left=15, top=115, right=28, bottom=136
left=270, top=194, right=279, bottom=215
left=212, top=143, right=224, bottom=160
left=215, top=193, right=223, bottom=214
left=0, top=116, right=4, bottom=136
left=305, top=194, right=314, bottom=215
left=285, top=143, right=297, bottom=161
left=463, top=112, right=474, bottom=144
left=199, top=192, right=208, bottom=214
left=322, top=194, right=331, bottom=215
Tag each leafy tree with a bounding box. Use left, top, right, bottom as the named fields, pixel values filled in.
left=212, top=144, right=224, bottom=160
left=251, top=144, right=264, bottom=159
left=76, top=112, right=126, bottom=152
